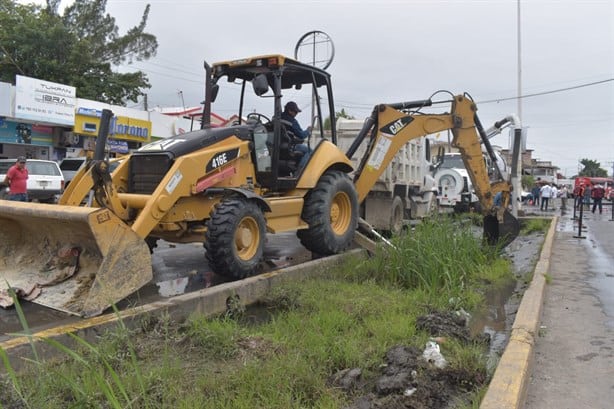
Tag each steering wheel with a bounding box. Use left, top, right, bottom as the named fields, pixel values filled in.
left=246, top=112, right=271, bottom=125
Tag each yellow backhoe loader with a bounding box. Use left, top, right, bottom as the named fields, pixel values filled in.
left=0, top=55, right=519, bottom=317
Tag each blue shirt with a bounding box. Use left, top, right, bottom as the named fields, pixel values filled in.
left=494, top=191, right=503, bottom=206
left=281, top=112, right=310, bottom=140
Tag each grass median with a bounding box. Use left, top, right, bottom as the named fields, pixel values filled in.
left=1, top=215, right=520, bottom=409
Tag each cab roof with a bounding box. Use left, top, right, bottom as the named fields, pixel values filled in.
left=212, top=54, right=331, bottom=89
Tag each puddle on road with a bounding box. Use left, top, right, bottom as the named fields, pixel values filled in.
left=589, top=244, right=614, bottom=327
left=582, top=214, right=614, bottom=328
left=0, top=302, right=75, bottom=342
left=156, top=276, right=191, bottom=297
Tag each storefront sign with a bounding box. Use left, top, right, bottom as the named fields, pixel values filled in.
left=82, top=136, right=129, bottom=153
left=0, top=121, right=53, bottom=146
left=77, top=107, right=103, bottom=118
left=108, top=139, right=129, bottom=154
left=0, top=82, right=12, bottom=117
left=75, top=111, right=151, bottom=143
left=14, top=76, right=76, bottom=125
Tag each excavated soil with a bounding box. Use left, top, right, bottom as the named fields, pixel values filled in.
left=333, top=311, right=489, bottom=409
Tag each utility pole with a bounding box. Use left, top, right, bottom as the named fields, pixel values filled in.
left=143, top=94, right=148, bottom=111
left=178, top=90, right=186, bottom=112
left=513, top=0, right=523, bottom=215
left=517, top=0, right=522, bottom=121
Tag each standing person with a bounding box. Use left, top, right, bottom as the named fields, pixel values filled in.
left=540, top=183, right=552, bottom=211
left=559, top=185, right=569, bottom=210
left=573, top=183, right=585, bottom=209
left=591, top=184, right=605, bottom=214
left=531, top=184, right=541, bottom=207
left=583, top=184, right=592, bottom=210
left=550, top=184, right=558, bottom=210
left=281, top=101, right=312, bottom=170
left=2, top=156, right=29, bottom=201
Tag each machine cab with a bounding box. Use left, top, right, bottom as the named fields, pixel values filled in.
left=207, top=55, right=337, bottom=191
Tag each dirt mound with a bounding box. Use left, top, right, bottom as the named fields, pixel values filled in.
left=334, top=311, right=488, bottom=409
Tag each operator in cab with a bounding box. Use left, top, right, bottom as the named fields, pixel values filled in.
left=281, top=101, right=311, bottom=169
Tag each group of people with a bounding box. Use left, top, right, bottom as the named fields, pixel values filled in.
left=527, top=182, right=569, bottom=211
left=573, top=182, right=606, bottom=214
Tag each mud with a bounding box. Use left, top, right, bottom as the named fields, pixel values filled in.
left=337, top=311, right=488, bottom=409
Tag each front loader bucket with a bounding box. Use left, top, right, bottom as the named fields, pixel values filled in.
left=0, top=201, right=152, bottom=317
left=483, top=208, right=520, bottom=248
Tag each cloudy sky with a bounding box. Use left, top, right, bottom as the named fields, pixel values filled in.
left=25, top=0, right=614, bottom=176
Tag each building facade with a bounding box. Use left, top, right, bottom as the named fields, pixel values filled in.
left=0, top=76, right=202, bottom=162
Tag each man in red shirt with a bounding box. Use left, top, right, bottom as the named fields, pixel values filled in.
left=591, top=184, right=605, bottom=214
left=3, top=156, right=29, bottom=201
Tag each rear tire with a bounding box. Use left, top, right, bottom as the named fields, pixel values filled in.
left=298, top=170, right=358, bottom=255
left=389, top=196, right=404, bottom=235
left=205, top=197, right=266, bottom=280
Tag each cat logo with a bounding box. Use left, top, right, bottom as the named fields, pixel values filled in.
left=379, top=116, right=414, bottom=136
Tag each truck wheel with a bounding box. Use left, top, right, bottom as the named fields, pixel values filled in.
left=429, top=195, right=439, bottom=216
left=389, top=196, right=404, bottom=235
left=298, top=170, right=358, bottom=255
left=205, top=198, right=266, bottom=279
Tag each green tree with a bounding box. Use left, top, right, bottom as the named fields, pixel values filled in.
left=324, top=109, right=356, bottom=130
left=578, top=158, right=608, bottom=177
left=521, top=174, right=535, bottom=190
left=0, top=0, right=157, bottom=105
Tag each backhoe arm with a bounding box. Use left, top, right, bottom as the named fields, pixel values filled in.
left=351, top=94, right=519, bottom=246
left=351, top=103, right=453, bottom=203
left=449, top=96, right=511, bottom=213
left=351, top=96, right=476, bottom=204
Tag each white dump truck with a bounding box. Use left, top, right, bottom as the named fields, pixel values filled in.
left=336, top=118, right=438, bottom=234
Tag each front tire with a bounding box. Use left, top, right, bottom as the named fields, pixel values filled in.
left=205, top=197, right=266, bottom=279
left=297, top=170, right=358, bottom=255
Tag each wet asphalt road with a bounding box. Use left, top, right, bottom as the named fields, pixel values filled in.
left=524, top=202, right=614, bottom=408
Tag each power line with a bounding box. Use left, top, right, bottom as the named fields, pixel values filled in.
left=477, top=78, right=614, bottom=104
left=332, top=77, right=614, bottom=115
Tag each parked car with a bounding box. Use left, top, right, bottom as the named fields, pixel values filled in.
left=0, top=159, right=64, bottom=203
left=59, top=157, right=87, bottom=188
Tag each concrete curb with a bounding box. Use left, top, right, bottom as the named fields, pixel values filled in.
left=1, top=249, right=367, bottom=370
left=480, top=216, right=558, bottom=409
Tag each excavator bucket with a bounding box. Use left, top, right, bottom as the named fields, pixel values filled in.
left=483, top=208, right=520, bottom=248
left=0, top=201, right=152, bottom=317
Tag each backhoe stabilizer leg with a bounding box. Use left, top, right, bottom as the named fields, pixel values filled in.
left=356, top=217, right=397, bottom=252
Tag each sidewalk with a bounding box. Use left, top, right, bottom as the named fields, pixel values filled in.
left=480, top=205, right=614, bottom=409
